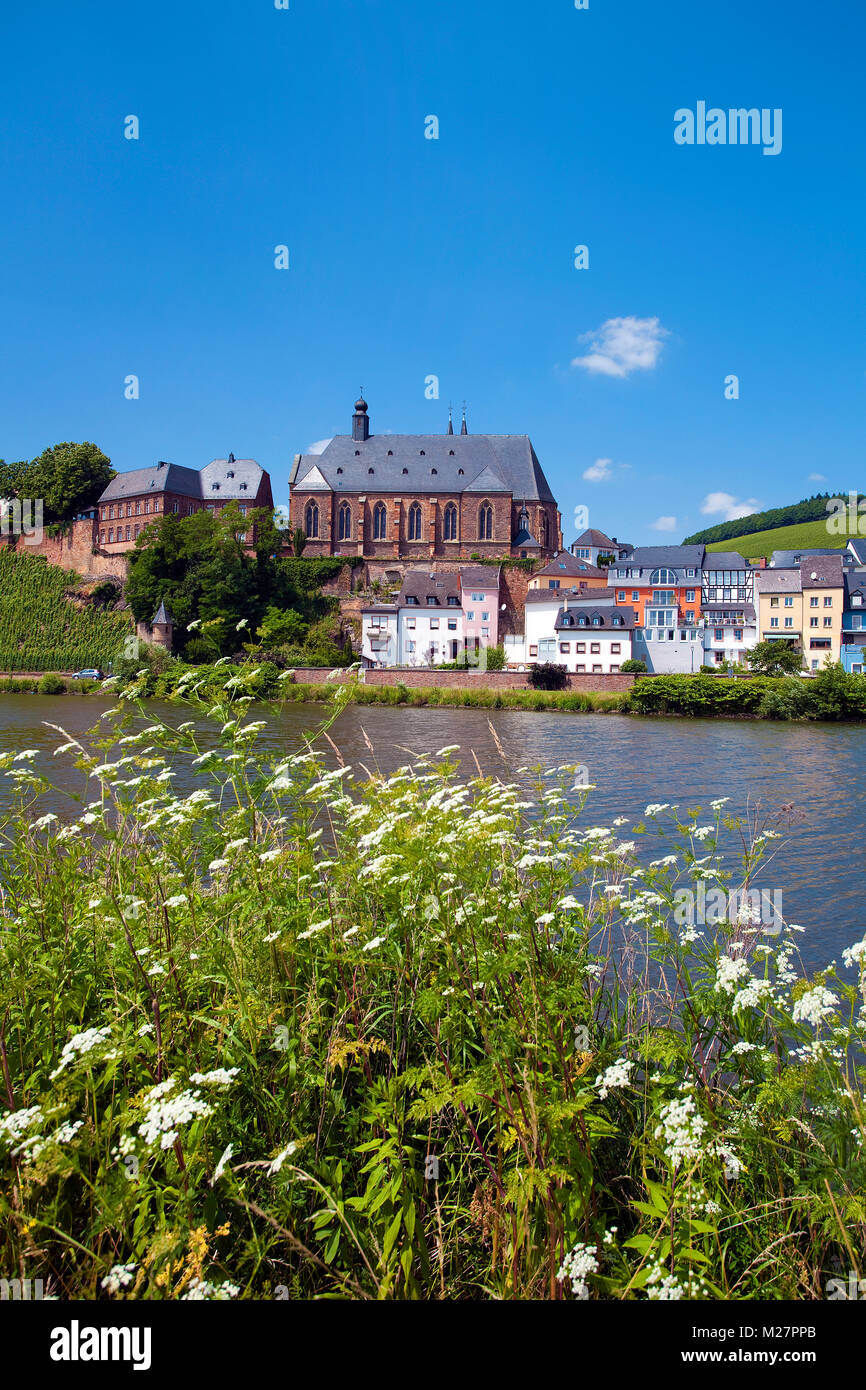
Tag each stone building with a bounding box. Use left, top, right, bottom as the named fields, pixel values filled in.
left=289, top=398, right=562, bottom=561
left=96, top=456, right=273, bottom=555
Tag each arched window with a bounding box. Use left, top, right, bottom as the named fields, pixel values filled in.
left=542, top=512, right=550, bottom=546
left=304, top=502, right=319, bottom=538
left=408, top=502, right=422, bottom=541
left=373, top=501, right=387, bottom=541
left=478, top=502, right=493, bottom=540
left=593, top=616, right=602, bottom=626
left=650, top=568, right=677, bottom=586
left=338, top=503, right=351, bottom=542
left=612, top=615, right=622, bottom=626
left=443, top=502, right=458, bottom=541
left=561, top=614, right=573, bottom=626
left=578, top=616, right=587, bottom=626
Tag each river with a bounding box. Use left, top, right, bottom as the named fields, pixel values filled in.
left=0, top=695, right=862, bottom=974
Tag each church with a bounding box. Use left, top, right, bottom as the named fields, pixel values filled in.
left=288, top=398, right=563, bottom=561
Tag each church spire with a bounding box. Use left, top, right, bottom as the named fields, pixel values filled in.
left=460, top=402, right=468, bottom=435
left=447, top=403, right=454, bottom=435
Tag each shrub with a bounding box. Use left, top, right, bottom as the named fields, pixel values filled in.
left=619, top=658, right=647, bottom=673
left=528, top=662, right=568, bottom=691
left=37, top=673, right=66, bottom=694
left=484, top=644, right=506, bottom=671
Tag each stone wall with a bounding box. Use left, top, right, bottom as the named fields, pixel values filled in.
left=361, top=669, right=637, bottom=692
left=0, top=521, right=130, bottom=580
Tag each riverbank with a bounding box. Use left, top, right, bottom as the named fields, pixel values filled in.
left=1, top=695, right=863, bottom=1300
left=6, top=661, right=866, bottom=722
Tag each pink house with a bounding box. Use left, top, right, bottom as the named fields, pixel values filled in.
left=459, top=566, right=501, bottom=654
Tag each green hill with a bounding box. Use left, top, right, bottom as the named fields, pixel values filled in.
left=683, top=492, right=859, bottom=546
left=0, top=549, right=133, bottom=672
left=706, top=518, right=860, bottom=560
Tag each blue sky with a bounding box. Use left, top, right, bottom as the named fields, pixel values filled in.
left=1, top=0, right=864, bottom=544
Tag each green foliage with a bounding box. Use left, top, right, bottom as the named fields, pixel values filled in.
left=619, top=658, right=647, bottom=673
left=125, top=512, right=354, bottom=659
left=484, top=644, right=506, bottom=671
left=0, top=691, right=861, bottom=1301
left=683, top=492, right=852, bottom=546
left=625, top=668, right=866, bottom=722
left=747, top=640, right=805, bottom=676
left=0, top=441, right=114, bottom=526
left=37, top=673, right=66, bottom=694
left=292, top=527, right=307, bottom=557
left=0, top=551, right=132, bottom=671
left=528, top=661, right=569, bottom=691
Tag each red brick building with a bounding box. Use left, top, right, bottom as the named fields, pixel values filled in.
left=96, top=456, right=273, bottom=554
left=289, top=399, right=562, bottom=561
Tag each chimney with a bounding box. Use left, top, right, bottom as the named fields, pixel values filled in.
left=352, top=396, right=370, bottom=443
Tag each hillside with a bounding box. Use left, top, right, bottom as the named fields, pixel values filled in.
left=0, top=549, right=133, bottom=671
left=683, top=492, right=856, bottom=546
left=706, top=519, right=860, bottom=560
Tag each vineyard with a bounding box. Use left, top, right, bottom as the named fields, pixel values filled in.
left=0, top=550, right=132, bottom=672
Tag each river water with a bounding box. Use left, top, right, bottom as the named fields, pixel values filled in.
left=0, top=695, right=862, bottom=973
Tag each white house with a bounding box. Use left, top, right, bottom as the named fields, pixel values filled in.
left=361, top=568, right=500, bottom=668
left=521, top=588, right=635, bottom=672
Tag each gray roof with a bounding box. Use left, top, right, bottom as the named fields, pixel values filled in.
left=152, top=600, right=173, bottom=625
left=847, top=539, right=866, bottom=564
left=573, top=528, right=617, bottom=549
left=398, top=570, right=461, bottom=606
left=99, top=462, right=201, bottom=502
left=703, top=551, right=754, bottom=569
left=555, top=605, right=636, bottom=631
left=755, top=569, right=801, bottom=593
left=458, top=566, right=501, bottom=589
left=534, top=552, right=603, bottom=579
left=768, top=548, right=846, bottom=568
left=800, top=555, right=845, bottom=589
left=616, top=545, right=705, bottom=569
left=98, top=457, right=267, bottom=504
left=526, top=585, right=616, bottom=606
left=199, top=458, right=267, bottom=500
left=291, top=433, right=557, bottom=502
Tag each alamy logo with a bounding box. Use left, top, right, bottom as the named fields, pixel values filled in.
left=0, top=1277, right=44, bottom=1300
left=674, top=103, right=782, bottom=156
left=50, top=1321, right=152, bottom=1371
left=674, top=884, right=783, bottom=935
left=0, top=499, right=43, bottom=545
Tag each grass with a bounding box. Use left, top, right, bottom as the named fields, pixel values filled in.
left=706, top=518, right=859, bottom=560
left=0, top=669, right=863, bottom=1300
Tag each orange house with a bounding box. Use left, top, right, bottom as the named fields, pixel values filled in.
left=610, top=546, right=705, bottom=631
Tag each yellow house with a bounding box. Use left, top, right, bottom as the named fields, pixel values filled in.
left=800, top=555, right=844, bottom=669
left=755, top=555, right=844, bottom=669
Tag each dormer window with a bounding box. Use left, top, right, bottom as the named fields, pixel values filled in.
left=336, top=467, right=343, bottom=474
left=593, top=617, right=602, bottom=626
left=431, top=468, right=437, bottom=475
left=387, top=449, right=394, bottom=456
left=854, top=594, right=863, bottom=606
left=227, top=469, right=235, bottom=478
left=578, top=616, right=587, bottom=626
left=420, top=450, right=426, bottom=456
left=368, top=467, right=374, bottom=475
left=405, top=595, right=418, bottom=606
left=426, top=596, right=438, bottom=606
left=402, top=467, right=409, bottom=475
left=239, top=481, right=247, bottom=490
left=457, top=467, right=463, bottom=474
left=212, top=482, right=220, bottom=491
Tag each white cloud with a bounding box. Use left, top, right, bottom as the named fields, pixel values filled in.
left=700, top=491, right=760, bottom=522
left=650, top=515, right=678, bottom=532
left=808, top=472, right=826, bottom=483
left=582, top=457, right=614, bottom=483
left=305, top=438, right=333, bottom=455
left=571, top=316, right=668, bottom=378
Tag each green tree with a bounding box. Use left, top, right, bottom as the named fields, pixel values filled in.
left=20, top=442, right=114, bottom=525
left=747, top=640, right=804, bottom=677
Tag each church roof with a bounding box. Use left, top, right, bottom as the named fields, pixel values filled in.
left=291, top=432, right=557, bottom=503
left=152, top=600, right=173, bottom=625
